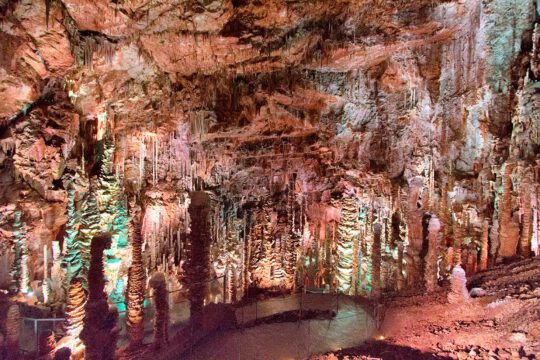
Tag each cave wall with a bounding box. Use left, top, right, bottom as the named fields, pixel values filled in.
left=0, top=0, right=539, bottom=305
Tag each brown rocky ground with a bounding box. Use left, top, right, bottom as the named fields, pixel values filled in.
left=314, top=258, right=540, bottom=360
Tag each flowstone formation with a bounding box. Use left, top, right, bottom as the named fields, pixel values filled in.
left=0, top=0, right=539, bottom=357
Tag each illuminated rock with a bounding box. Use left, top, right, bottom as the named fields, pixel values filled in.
left=336, top=194, right=359, bottom=294
left=125, top=200, right=146, bottom=349
left=425, top=216, right=441, bottom=293
left=448, top=265, right=470, bottom=305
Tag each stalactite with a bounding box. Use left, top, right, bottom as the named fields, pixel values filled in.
left=45, top=0, right=53, bottom=28
left=126, top=200, right=146, bottom=349
left=150, top=272, right=169, bottom=348
left=372, top=223, right=382, bottom=297
left=81, top=234, right=119, bottom=360
left=425, top=216, right=440, bottom=293
left=530, top=22, right=540, bottom=79
left=336, top=194, right=359, bottom=294
left=5, top=303, right=20, bottom=360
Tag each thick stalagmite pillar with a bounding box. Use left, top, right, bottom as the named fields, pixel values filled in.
left=499, top=162, right=519, bottom=258
left=187, top=191, right=212, bottom=324
left=480, top=220, right=489, bottom=271
left=38, top=329, right=56, bottom=359
left=10, top=210, right=30, bottom=294
left=452, top=211, right=464, bottom=267
left=81, top=234, right=119, bottom=360
left=396, top=241, right=405, bottom=291
left=150, top=272, right=169, bottom=348
left=63, top=278, right=87, bottom=343
left=425, top=216, right=441, bottom=293
left=407, top=178, right=424, bottom=286
left=336, top=195, right=359, bottom=294
left=126, top=201, right=146, bottom=349
left=5, top=303, right=20, bottom=360
left=372, top=223, right=382, bottom=297
left=519, top=189, right=532, bottom=258
left=283, top=182, right=298, bottom=290
left=448, top=265, right=470, bottom=304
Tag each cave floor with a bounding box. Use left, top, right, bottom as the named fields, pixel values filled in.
left=186, top=296, right=375, bottom=360
left=315, top=259, right=540, bottom=360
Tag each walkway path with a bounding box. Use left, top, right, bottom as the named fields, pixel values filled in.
left=186, top=296, right=376, bottom=360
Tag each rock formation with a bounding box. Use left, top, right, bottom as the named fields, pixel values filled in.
left=80, top=234, right=119, bottom=360
left=149, top=272, right=169, bottom=349
left=125, top=199, right=146, bottom=349
left=0, top=0, right=539, bottom=356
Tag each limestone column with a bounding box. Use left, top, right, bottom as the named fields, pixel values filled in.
left=479, top=220, right=489, bottom=270
left=81, top=234, right=119, bottom=360
left=425, top=216, right=441, bottom=293
left=372, top=223, right=382, bottom=297
left=519, top=190, right=532, bottom=258
left=150, top=272, right=169, bottom=349
left=187, top=191, right=212, bottom=325
left=126, top=201, right=146, bottom=349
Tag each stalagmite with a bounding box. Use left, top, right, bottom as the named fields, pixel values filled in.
left=448, top=265, right=470, bottom=304
left=453, top=211, right=464, bottom=267
left=336, top=194, right=359, bottom=294
left=62, top=278, right=87, bottom=345
left=126, top=200, right=146, bottom=349
left=396, top=241, right=405, bottom=291
left=0, top=1, right=538, bottom=357
left=407, top=178, right=424, bottom=286
left=61, top=188, right=80, bottom=287
left=5, top=303, right=20, bottom=360
left=63, top=184, right=100, bottom=290
left=150, top=272, right=169, bottom=348
left=372, top=223, right=382, bottom=297
left=425, top=216, right=441, bottom=293
left=10, top=210, right=30, bottom=293
left=186, top=191, right=212, bottom=323
left=479, top=220, right=489, bottom=271
left=283, top=181, right=298, bottom=289
left=81, top=234, right=119, bottom=360
left=499, top=162, right=518, bottom=258
left=519, top=188, right=532, bottom=258
left=38, top=330, right=57, bottom=359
